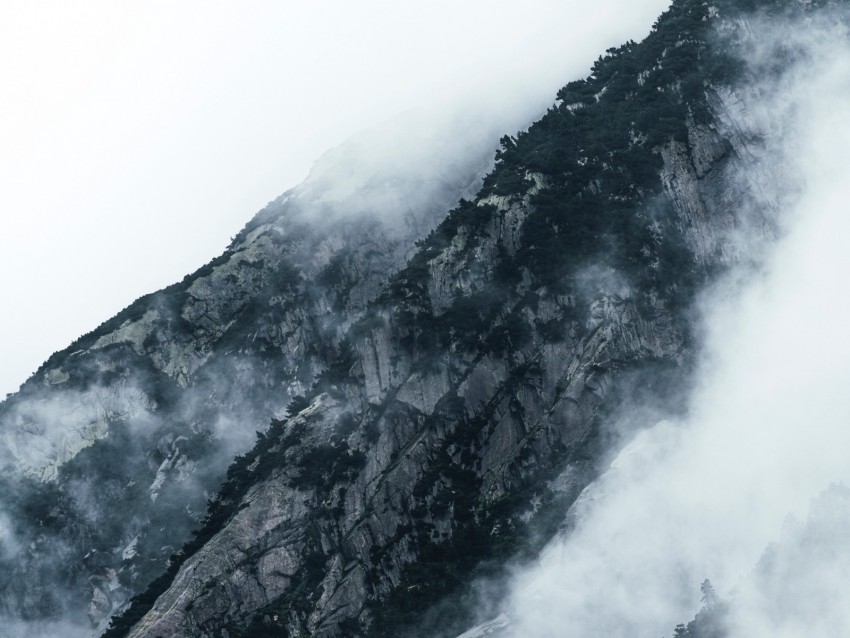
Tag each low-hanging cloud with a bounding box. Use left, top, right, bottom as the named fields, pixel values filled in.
left=472, top=7, right=850, bottom=638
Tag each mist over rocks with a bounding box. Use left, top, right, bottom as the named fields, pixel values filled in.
left=3, top=0, right=848, bottom=637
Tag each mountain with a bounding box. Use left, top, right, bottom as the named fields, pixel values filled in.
left=0, top=0, right=833, bottom=636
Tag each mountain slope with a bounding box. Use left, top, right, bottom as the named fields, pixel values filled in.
left=101, top=1, right=795, bottom=636
left=0, top=108, right=501, bottom=630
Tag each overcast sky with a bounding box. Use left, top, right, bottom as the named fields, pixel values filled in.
left=0, top=0, right=671, bottom=398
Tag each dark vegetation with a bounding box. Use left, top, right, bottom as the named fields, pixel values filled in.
left=363, top=439, right=587, bottom=637
left=101, top=417, right=292, bottom=637
left=359, top=0, right=737, bottom=378
left=669, top=580, right=730, bottom=638
left=477, top=1, right=722, bottom=290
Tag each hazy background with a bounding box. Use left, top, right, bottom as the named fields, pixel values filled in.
left=0, top=0, right=672, bottom=398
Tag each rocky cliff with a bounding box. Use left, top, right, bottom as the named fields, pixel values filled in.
left=99, top=1, right=800, bottom=636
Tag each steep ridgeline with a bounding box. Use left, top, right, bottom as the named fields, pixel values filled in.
left=103, top=1, right=799, bottom=637
left=0, top=110, right=499, bottom=629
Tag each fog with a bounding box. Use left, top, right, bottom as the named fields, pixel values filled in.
left=0, top=0, right=672, bottom=399
left=479, top=8, right=850, bottom=637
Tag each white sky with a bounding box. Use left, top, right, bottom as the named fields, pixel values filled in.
left=0, top=0, right=670, bottom=398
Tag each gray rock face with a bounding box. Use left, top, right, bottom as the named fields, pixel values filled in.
left=112, top=5, right=795, bottom=635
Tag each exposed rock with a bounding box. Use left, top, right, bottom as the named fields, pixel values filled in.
left=109, top=4, right=800, bottom=635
